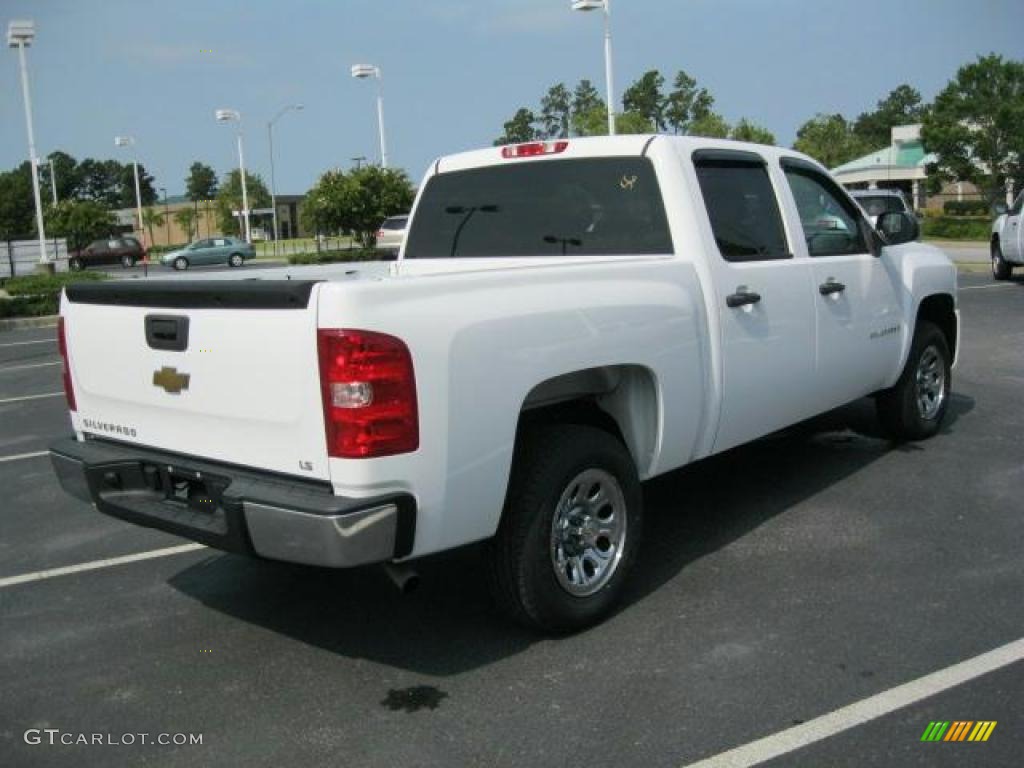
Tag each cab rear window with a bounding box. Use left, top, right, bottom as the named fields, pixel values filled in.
left=404, top=158, right=673, bottom=258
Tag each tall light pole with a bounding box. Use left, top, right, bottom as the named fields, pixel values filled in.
left=216, top=108, right=251, bottom=242
left=48, top=158, right=58, bottom=205
left=8, top=20, right=49, bottom=265
left=351, top=64, right=388, bottom=168
left=268, top=103, right=303, bottom=255
left=159, top=186, right=169, bottom=245
left=114, top=136, right=145, bottom=248
left=571, top=0, right=616, bottom=136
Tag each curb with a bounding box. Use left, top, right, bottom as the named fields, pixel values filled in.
left=0, top=315, right=59, bottom=333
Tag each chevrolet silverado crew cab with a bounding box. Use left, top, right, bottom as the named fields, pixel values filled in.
left=991, top=190, right=1023, bottom=280
left=51, top=136, right=958, bottom=633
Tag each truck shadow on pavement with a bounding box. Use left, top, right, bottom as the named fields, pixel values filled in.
left=169, top=392, right=974, bottom=676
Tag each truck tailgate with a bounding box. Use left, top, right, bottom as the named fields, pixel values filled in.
left=61, top=279, right=329, bottom=482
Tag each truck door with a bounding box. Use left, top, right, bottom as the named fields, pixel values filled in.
left=691, top=149, right=818, bottom=454
left=1006, top=192, right=1023, bottom=261
left=779, top=159, right=903, bottom=409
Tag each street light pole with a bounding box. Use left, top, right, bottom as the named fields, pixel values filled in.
left=159, top=186, right=169, bottom=245
left=8, top=20, right=49, bottom=264
left=114, top=136, right=145, bottom=250
left=49, top=158, right=57, bottom=205
left=216, top=109, right=251, bottom=242
left=351, top=64, right=388, bottom=168
left=571, top=0, right=616, bottom=136
left=268, top=103, right=303, bottom=257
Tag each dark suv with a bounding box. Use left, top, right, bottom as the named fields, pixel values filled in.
left=69, top=237, right=147, bottom=271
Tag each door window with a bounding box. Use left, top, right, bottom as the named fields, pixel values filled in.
left=1010, top=192, right=1023, bottom=216
left=783, top=164, right=869, bottom=257
left=692, top=152, right=790, bottom=262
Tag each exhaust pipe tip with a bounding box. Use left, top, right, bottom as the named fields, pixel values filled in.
left=383, top=562, right=420, bottom=594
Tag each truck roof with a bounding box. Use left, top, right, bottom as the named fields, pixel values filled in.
left=433, top=134, right=824, bottom=175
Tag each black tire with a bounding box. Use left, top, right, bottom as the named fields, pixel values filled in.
left=173, top=257, right=189, bottom=271
left=486, top=424, right=642, bottom=634
left=121, top=254, right=136, bottom=268
left=992, top=239, right=1012, bottom=280
left=68, top=257, right=83, bottom=272
left=228, top=252, right=244, bottom=267
left=876, top=321, right=951, bottom=441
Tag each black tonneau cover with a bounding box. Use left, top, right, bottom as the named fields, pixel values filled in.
left=64, top=280, right=320, bottom=310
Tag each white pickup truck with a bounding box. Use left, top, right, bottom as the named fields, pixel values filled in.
left=991, top=190, right=1023, bottom=280
left=51, top=136, right=958, bottom=633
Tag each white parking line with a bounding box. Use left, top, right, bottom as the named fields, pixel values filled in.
left=960, top=283, right=1018, bottom=291
left=0, top=450, right=48, bottom=463
left=0, top=543, right=207, bottom=589
left=0, top=392, right=63, bottom=404
left=0, top=360, right=61, bottom=373
left=680, top=636, right=1024, bottom=768
left=0, top=338, right=55, bottom=347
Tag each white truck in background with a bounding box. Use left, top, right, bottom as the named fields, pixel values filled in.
left=51, top=135, right=958, bottom=633
left=991, top=190, right=1023, bottom=280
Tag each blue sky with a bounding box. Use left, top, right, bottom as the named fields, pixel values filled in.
left=1, top=0, right=1022, bottom=196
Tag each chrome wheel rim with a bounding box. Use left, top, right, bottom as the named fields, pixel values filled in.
left=915, top=344, right=946, bottom=420
left=550, top=468, right=627, bottom=597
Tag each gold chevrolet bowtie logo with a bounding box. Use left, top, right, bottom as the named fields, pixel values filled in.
left=152, top=366, right=190, bottom=394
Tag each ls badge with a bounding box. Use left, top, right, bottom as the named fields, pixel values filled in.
left=153, top=366, right=191, bottom=394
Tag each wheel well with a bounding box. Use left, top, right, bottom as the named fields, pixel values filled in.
left=917, top=294, right=956, bottom=359
left=516, top=365, right=659, bottom=477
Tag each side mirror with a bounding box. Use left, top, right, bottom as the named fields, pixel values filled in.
left=876, top=211, right=919, bottom=246
left=993, top=202, right=1008, bottom=217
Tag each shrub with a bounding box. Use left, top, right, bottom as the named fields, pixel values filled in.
left=287, top=249, right=386, bottom=265
left=942, top=200, right=990, bottom=216
left=2, top=270, right=107, bottom=298
left=920, top=216, right=991, bottom=241
left=0, top=296, right=56, bottom=318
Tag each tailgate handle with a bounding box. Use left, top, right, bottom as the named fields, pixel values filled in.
left=145, top=314, right=190, bottom=351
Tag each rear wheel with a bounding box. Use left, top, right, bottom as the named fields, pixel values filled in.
left=173, top=257, right=189, bottom=271
left=876, top=321, right=951, bottom=440
left=228, top=252, right=244, bottom=267
left=992, top=239, right=1012, bottom=280
left=68, top=257, right=84, bottom=272
left=121, top=254, right=136, bottom=268
left=486, top=425, right=642, bottom=634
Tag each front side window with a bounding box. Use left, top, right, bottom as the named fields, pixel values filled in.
left=693, top=154, right=790, bottom=262
left=404, top=157, right=673, bottom=258
left=1010, top=192, right=1023, bottom=216
left=784, top=165, right=869, bottom=257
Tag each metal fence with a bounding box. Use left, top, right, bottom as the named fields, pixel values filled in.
left=1, top=238, right=69, bottom=279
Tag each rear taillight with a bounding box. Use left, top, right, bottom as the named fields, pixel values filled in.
left=317, top=329, right=418, bottom=458
left=500, top=140, right=569, bottom=159
left=57, top=316, right=77, bottom=412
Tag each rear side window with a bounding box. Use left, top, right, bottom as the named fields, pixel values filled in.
left=693, top=154, right=790, bottom=262
left=854, top=195, right=905, bottom=217
left=381, top=217, right=407, bottom=230
left=404, top=157, right=673, bottom=258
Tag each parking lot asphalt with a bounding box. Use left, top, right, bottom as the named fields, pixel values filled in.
left=0, top=271, right=1021, bottom=767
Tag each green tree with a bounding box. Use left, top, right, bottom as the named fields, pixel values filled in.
left=302, top=166, right=415, bottom=248
left=43, top=150, right=79, bottom=202
left=690, top=112, right=731, bottom=139
left=186, top=161, right=219, bottom=202
left=616, top=111, right=656, bottom=134
left=571, top=80, right=604, bottom=125
left=793, top=113, right=868, bottom=168
left=141, top=207, right=165, bottom=247
left=173, top=208, right=197, bottom=242
left=215, top=169, right=271, bottom=236
left=664, top=70, right=715, bottom=134
left=0, top=162, right=35, bottom=238
left=572, top=105, right=609, bottom=137
left=44, top=200, right=116, bottom=250
left=539, top=83, right=572, bottom=139
left=922, top=54, right=1024, bottom=205
left=494, top=108, right=540, bottom=145
left=854, top=84, right=928, bottom=150
left=622, top=69, right=666, bottom=131
left=730, top=118, right=776, bottom=145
